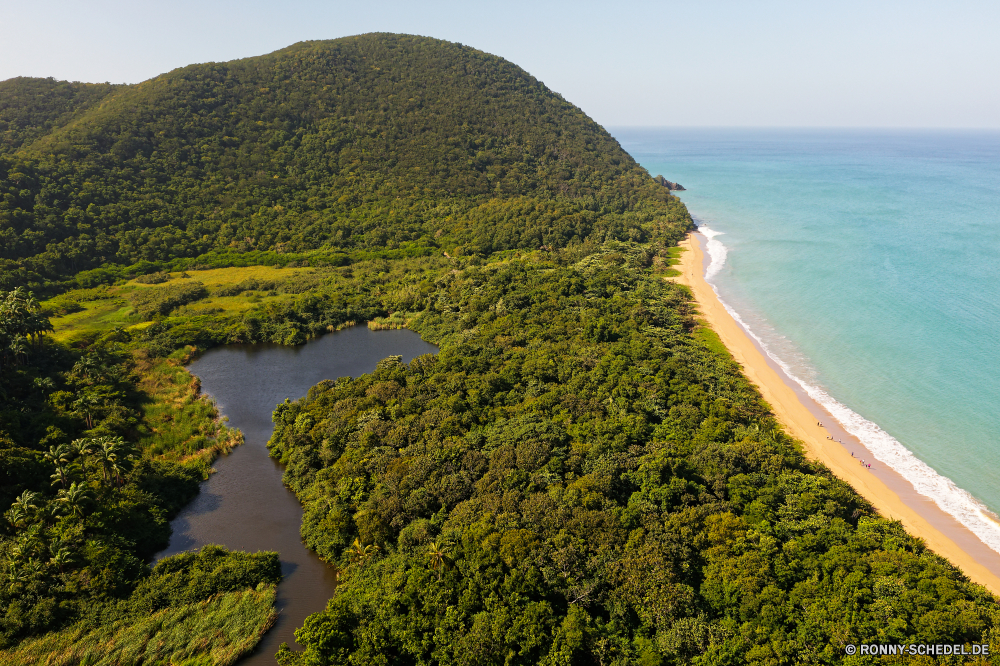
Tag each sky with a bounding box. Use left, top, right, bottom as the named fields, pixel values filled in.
left=1, top=0, right=997, bottom=128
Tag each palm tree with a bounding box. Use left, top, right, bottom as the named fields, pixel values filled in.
left=49, top=548, right=77, bottom=575
left=7, top=335, right=28, bottom=367
left=0, top=287, right=51, bottom=366
left=348, top=538, right=380, bottom=564
left=70, top=438, right=95, bottom=458
left=72, top=391, right=103, bottom=429
left=91, top=436, right=133, bottom=486
left=108, top=457, right=129, bottom=487
left=58, top=482, right=94, bottom=519
left=71, top=352, right=103, bottom=383
left=13, top=489, right=39, bottom=514
left=93, top=437, right=120, bottom=485
left=44, top=444, right=73, bottom=488
left=4, top=562, right=30, bottom=592
left=70, top=438, right=95, bottom=477
left=36, top=502, right=64, bottom=526
left=4, top=505, right=28, bottom=530
left=427, top=540, right=450, bottom=580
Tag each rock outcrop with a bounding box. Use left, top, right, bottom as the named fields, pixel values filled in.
left=654, top=174, right=686, bottom=191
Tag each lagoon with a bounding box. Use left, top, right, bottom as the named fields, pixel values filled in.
left=155, top=326, right=437, bottom=665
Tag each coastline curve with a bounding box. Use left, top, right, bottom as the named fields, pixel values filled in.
left=695, top=224, right=1000, bottom=556
left=673, top=228, right=1000, bottom=594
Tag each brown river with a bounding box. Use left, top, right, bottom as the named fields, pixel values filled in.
left=154, top=326, right=437, bottom=664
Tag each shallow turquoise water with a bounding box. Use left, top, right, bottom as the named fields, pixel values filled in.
left=613, top=128, right=1000, bottom=548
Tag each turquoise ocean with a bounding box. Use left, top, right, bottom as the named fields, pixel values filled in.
left=612, top=128, right=1000, bottom=552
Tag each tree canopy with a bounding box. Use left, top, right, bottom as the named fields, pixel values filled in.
left=3, top=33, right=998, bottom=665
left=0, top=33, right=685, bottom=292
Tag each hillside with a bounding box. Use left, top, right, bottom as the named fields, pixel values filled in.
left=0, top=33, right=687, bottom=291
left=0, top=77, right=119, bottom=154
left=4, top=34, right=1000, bottom=666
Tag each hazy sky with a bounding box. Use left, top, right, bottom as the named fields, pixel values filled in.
left=2, top=0, right=997, bottom=128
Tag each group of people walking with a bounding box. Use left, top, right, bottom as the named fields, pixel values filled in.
left=819, top=421, right=874, bottom=471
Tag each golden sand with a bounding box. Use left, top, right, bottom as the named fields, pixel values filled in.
left=672, top=232, right=1000, bottom=595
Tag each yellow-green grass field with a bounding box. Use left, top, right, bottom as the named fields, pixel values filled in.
left=43, top=266, right=322, bottom=347
left=0, top=585, right=277, bottom=666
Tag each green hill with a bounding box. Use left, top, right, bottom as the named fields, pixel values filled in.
left=0, top=77, right=119, bottom=154
left=5, top=34, right=999, bottom=666
left=0, top=33, right=687, bottom=290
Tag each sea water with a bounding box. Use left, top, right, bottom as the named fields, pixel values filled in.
left=612, top=128, right=1000, bottom=552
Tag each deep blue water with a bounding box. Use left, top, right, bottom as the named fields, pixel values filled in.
left=612, top=127, right=1000, bottom=551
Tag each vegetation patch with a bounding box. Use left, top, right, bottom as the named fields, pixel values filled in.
left=0, top=586, right=276, bottom=666
left=0, top=545, right=280, bottom=666
left=127, top=282, right=209, bottom=320
left=134, top=346, right=243, bottom=475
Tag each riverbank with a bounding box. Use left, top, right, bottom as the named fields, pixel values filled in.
left=673, top=230, right=1000, bottom=595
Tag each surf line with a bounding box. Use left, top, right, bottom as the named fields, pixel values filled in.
left=696, top=223, right=1000, bottom=556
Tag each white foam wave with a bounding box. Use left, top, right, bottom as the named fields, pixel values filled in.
left=699, top=224, right=728, bottom=281
left=696, top=227, right=1000, bottom=555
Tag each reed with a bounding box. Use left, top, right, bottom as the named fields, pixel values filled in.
left=135, top=348, right=244, bottom=476
left=0, top=585, right=277, bottom=666
left=367, top=312, right=418, bottom=331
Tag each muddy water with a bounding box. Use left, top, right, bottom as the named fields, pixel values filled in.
left=155, top=326, right=437, bottom=665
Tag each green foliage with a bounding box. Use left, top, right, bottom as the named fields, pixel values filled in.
left=0, top=543, right=279, bottom=664
left=3, top=32, right=998, bottom=665
left=0, top=77, right=119, bottom=153
left=0, top=287, right=249, bottom=649
left=127, top=281, right=208, bottom=320
left=0, top=33, right=689, bottom=292
left=0, top=585, right=277, bottom=666
left=92, top=544, right=281, bottom=625
left=269, top=246, right=1000, bottom=665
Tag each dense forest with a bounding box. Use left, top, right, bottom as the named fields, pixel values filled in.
left=0, top=33, right=683, bottom=293
left=3, top=32, right=1000, bottom=665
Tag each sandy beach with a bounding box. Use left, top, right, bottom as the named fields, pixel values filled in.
left=673, top=230, right=1000, bottom=595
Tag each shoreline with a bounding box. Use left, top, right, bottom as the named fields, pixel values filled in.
left=673, top=230, right=1000, bottom=595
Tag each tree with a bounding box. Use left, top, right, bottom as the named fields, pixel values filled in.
left=347, top=538, right=379, bottom=565
left=49, top=547, right=76, bottom=575
left=91, top=436, right=132, bottom=486
left=0, top=287, right=52, bottom=367
left=72, top=390, right=105, bottom=430
left=44, top=444, right=73, bottom=488
left=57, top=482, right=94, bottom=519
left=4, top=504, right=29, bottom=530
left=70, top=438, right=96, bottom=477
left=36, top=502, right=64, bottom=526
left=12, top=489, right=39, bottom=514
left=93, top=436, right=121, bottom=485
left=426, top=540, right=450, bottom=580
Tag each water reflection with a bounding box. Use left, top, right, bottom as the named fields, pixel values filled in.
left=155, top=326, right=437, bottom=664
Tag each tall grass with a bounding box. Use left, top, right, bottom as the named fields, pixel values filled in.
left=367, top=311, right=419, bottom=330
left=135, top=347, right=244, bottom=477
left=0, top=585, right=277, bottom=666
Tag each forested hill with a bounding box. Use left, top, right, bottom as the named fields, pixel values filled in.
left=0, top=33, right=688, bottom=291
left=0, top=78, right=119, bottom=154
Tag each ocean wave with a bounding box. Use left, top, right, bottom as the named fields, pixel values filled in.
left=695, top=223, right=1000, bottom=555
left=700, top=224, right=728, bottom=280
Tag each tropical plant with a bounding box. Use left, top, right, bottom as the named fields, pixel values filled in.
left=3, top=505, right=29, bottom=530
left=56, top=482, right=93, bottom=519
left=426, top=540, right=450, bottom=580
left=48, top=547, right=76, bottom=575
left=346, top=538, right=379, bottom=565
left=43, top=444, right=73, bottom=488
left=35, top=502, right=63, bottom=526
